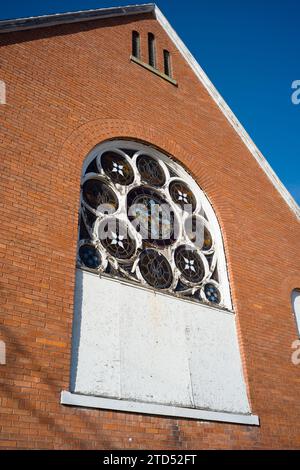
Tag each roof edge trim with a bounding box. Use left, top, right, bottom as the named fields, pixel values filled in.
left=0, top=4, right=155, bottom=33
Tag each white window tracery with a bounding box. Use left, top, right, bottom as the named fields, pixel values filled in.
left=78, top=140, right=232, bottom=310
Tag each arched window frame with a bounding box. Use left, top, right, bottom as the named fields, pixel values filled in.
left=79, top=140, right=232, bottom=311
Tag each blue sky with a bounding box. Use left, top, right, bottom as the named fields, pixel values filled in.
left=1, top=0, right=299, bottom=204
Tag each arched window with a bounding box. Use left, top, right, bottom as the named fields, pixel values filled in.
left=78, top=140, right=231, bottom=309
left=132, top=31, right=140, bottom=60
left=148, top=33, right=156, bottom=68
left=163, top=49, right=172, bottom=77
left=66, top=140, right=255, bottom=424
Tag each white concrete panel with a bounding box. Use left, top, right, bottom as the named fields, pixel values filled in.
left=71, top=269, right=251, bottom=415
left=120, top=293, right=194, bottom=407
left=185, top=312, right=250, bottom=413
left=71, top=270, right=121, bottom=398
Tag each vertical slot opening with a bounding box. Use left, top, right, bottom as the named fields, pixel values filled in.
left=148, top=33, right=156, bottom=68
left=163, top=50, right=172, bottom=77
left=132, top=31, right=141, bottom=59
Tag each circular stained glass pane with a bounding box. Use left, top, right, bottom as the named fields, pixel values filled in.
left=204, top=283, right=221, bottom=304
left=139, top=249, right=173, bottom=289
left=79, top=244, right=101, bottom=269
left=136, top=155, right=166, bottom=187
left=127, top=187, right=176, bottom=246
left=175, top=246, right=205, bottom=284
left=101, top=152, right=134, bottom=186
left=169, top=180, right=196, bottom=212
left=100, top=219, right=136, bottom=260
left=185, top=216, right=213, bottom=251
left=82, top=179, right=118, bottom=213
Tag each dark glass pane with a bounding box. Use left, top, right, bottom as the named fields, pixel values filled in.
left=175, top=246, right=205, bottom=284
left=167, top=166, right=178, bottom=178
left=204, top=283, right=221, bottom=304
left=203, top=227, right=213, bottom=251
left=137, top=155, right=166, bottom=187
left=101, top=152, right=134, bottom=186
left=79, top=245, right=101, bottom=269
left=105, top=262, right=118, bottom=276
left=211, top=267, right=219, bottom=282
left=83, top=207, right=97, bottom=228
left=148, top=33, right=156, bottom=68
left=79, top=217, right=90, bottom=241
left=205, top=254, right=214, bottom=268
left=132, top=31, right=140, bottom=59
left=139, top=249, right=172, bottom=289
left=85, top=158, right=99, bottom=175
left=169, top=180, right=196, bottom=212
left=82, top=179, right=118, bottom=213
left=175, top=279, right=189, bottom=292
left=100, top=219, right=136, bottom=260
left=120, top=149, right=137, bottom=158
left=163, top=49, right=171, bottom=77
left=185, top=215, right=212, bottom=251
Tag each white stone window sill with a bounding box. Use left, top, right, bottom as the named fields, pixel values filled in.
left=61, top=391, right=260, bottom=426
left=130, top=55, right=178, bottom=86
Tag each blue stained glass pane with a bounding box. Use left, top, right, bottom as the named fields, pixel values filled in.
left=204, top=283, right=221, bottom=304
left=79, top=245, right=101, bottom=269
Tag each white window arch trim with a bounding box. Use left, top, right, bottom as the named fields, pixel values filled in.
left=80, top=139, right=233, bottom=311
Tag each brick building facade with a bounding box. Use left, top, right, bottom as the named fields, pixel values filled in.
left=0, top=4, right=299, bottom=449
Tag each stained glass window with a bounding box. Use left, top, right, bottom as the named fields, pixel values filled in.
left=77, top=140, right=230, bottom=308
left=139, top=249, right=173, bottom=289
left=136, top=155, right=166, bottom=187
left=82, top=179, right=118, bottom=213
left=79, top=244, right=101, bottom=269
left=203, top=283, right=221, bottom=304
left=175, top=246, right=205, bottom=284
left=101, top=152, right=134, bottom=186
left=169, top=180, right=197, bottom=212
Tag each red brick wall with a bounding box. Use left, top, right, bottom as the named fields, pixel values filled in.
left=0, top=13, right=299, bottom=449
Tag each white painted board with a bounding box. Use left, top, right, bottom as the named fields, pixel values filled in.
left=71, top=269, right=250, bottom=414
